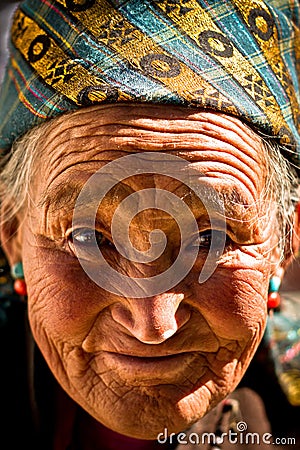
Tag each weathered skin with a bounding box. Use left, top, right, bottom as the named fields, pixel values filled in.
left=1, top=104, right=285, bottom=445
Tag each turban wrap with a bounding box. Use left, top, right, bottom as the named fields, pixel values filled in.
left=0, top=0, right=299, bottom=170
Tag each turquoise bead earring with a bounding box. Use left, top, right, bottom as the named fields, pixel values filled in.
left=11, top=262, right=27, bottom=296
left=267, top=276, right=281, bottom=310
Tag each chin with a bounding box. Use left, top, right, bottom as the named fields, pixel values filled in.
left=86, top=383, right=227, bottom=440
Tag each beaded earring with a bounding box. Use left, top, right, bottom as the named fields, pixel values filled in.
left=267, top=275, right=281, bottom=310
left=11, top=262, right=27, bottom=297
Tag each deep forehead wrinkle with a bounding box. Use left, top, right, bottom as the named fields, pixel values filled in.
left=35, top=106, right=267, bottom=207
left=39, top=174, right=256, bottom=221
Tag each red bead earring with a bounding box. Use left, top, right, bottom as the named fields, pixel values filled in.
left=267, top=276, right=281, bottom=310
left=11, top=262, right=27, bottom=297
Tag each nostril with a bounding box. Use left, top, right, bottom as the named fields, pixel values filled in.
left=175, top=303, right=192, bottom=329
left=111, top=303, right=178, bottom=344
left=110, top=295, right=190, bottom=344
left=111, top=303, right=134, bottom=331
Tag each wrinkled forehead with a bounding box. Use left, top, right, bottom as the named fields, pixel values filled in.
left=31, top=104, right=268, bottom=221
left=36, top=103, right=265, bottom=166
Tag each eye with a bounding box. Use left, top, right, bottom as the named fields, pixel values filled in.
left=188, top=230, right=231, bottom=250
left=67, top=228, right=109, bottom=258
left=70, top=228, right=105, bottom=246
left=199, top=230, right=213, bottom=247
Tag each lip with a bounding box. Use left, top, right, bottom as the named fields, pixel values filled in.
left=96, top=351, right=201, bottom=385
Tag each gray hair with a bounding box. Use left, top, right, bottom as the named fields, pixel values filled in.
left=261, top=139, right=299, bottom=260
left=0, top=120, right=299, bottom=261
left=0, top=121, right=49, bottom=220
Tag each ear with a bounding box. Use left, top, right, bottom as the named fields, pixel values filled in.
left=0, top=202, right=23, bottom=267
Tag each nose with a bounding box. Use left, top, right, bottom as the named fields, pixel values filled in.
left=111, top=293, right=191, bottom=344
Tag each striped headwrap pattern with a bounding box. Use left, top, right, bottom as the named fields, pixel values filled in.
left=0, top=0, right=299, bottom=168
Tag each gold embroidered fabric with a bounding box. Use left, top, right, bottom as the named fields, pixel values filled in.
left=0, top=0, right=299, bottom=167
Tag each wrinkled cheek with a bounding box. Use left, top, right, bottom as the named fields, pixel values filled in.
left=204, top=293, right=266, bottom=343
left=189, top=269, right=268, bottom=346
left=23, top=257, right=102, bottom=346
left=22, top=269, right=86, bottom=376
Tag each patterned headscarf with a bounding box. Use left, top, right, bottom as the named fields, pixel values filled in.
left=0, top=0, right=299, bottom=169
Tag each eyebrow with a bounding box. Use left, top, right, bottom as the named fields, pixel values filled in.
left=39, top=176, right=131, bottom=218
left=39, top=181, right=85, bottom=213
left=39, top=177, right=253, bottom=224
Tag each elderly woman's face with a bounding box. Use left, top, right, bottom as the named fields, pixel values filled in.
left=16, top=105, right=277, bottom=438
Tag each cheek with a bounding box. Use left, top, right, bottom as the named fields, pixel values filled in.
left=189, top=266, right=268, bottom=344
left=23, top=242, right=107, bottom=348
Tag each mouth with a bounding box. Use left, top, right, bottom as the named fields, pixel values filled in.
left=107, top=351, right=191, bottom=362
left=96, top=351, right=201, bottom=385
